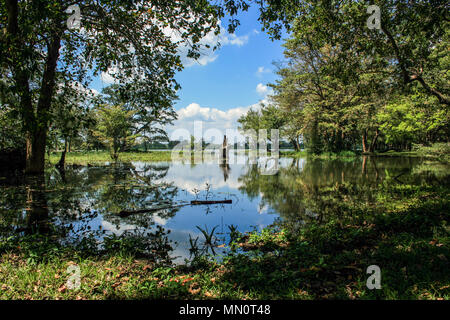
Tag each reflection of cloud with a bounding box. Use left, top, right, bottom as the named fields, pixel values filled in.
left=154, top=215, right=168, bottom=226
left=167, top=164, right=243, bottom=194
left=166, top=228, right=204, bottom=264
left=101, top=220, right=135, bottom=235
left=257, top=203, right=269, bottom=214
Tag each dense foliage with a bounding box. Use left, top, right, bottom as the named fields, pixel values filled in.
left=0, top=0, right=230, bottom=173
left=238, top=0, right=449, bottom=154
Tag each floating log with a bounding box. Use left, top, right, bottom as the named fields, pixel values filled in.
left=190, top=200, right=232, bottom=205
left=119, top=199, right=232, bottom=217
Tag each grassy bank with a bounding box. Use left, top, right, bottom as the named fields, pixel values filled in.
left=281, top=150, right=358, bottom=159
left=46, top=147, right=449, bottom=167
left=47, top=151, right=173, bottom=165
left=282, top=146, right=449, bottom=163
left=1, top=182, right=448, bottom=300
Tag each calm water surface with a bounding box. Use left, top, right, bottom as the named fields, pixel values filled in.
left=1, top=155, right=448, bottom=263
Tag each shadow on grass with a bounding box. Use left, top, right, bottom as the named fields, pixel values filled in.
left=213, top=193, right=450, bottom=299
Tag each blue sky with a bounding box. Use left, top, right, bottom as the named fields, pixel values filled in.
left=167, top=7, right=287, bottom=142
left=174, top=7, right=285, bottom=111
left=91, top=6, right=287, bottom=141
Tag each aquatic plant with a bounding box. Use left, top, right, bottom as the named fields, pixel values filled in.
left=196, top=225, right=219, bottom=255
left=188, top=234, right=200, bottom=259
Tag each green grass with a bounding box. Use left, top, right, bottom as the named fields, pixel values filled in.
left=280, top=150, right=358, bottom=159
left=371, top=143, right=450, bottom=163
left=46, top=148, right=448, bottom=166
left=280, top=150, right=309, bottom=157
left=47, top=151, right=173, bottom=165
left=372, top=151, right=421, bottom=157
left=283, top=148, right=449, bottom=163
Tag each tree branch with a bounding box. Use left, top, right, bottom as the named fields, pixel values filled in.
left=381, top=25, right=449, bottom=105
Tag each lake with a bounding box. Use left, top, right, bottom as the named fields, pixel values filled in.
left=1, top=154, right=448, bottom=264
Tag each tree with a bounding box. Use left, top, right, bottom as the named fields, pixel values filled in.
left=93, top=104, right=138, bottom=160
left=50, top=82, right=97, bottom=167
left=269, top=8, right=449, bottom=155
left=99, top=84, right=177, bottom=148
left=238, top=104, right=286, bottom=144
left=238, top=0, right=450, bottom=105
left=238, top=108, right=261, bottom=133
left=377, top=92, right=450, bottom=150
left=270, top=30, right=387, bottom=154
left=0, top=105, right=25, bottom=151
left=0, top=0, right=227, bottom=173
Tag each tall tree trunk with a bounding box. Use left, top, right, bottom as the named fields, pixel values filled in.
left=25, top=129, right=48, bottom=174
left=57, top=139, right=68, bottom=169
left=291, top=138, right=300, bottom=151
left=369, top=128, right=379, bottom=153
left=6, top=0, right=35, bottom=172
left=25, top=32, right=62, bottom=174
left=362, top=131, right=368, bottom=153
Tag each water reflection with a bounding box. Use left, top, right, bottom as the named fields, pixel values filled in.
left=0, top=156, right=448, bottom=264
left=24, top=175, right=50, bottom=235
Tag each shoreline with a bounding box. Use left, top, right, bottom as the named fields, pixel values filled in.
left=45, top=150, right=448, bottom=166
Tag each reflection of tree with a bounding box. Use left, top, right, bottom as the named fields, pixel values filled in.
left=219, top=160, right=231, bottom=182
left=0, top=174, right=54, bottom=236
left=86, top=162, right=179, bottom=229
left=238, top=157, right=430, bottom=229
left=0, top=162, right=179, bottom=244
left=25, top=175, right=50, bottom=234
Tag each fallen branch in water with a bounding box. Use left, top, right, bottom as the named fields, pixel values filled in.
left=118, top=199, right=232, bottom=217
left=190, top=200, right=232, bottom=205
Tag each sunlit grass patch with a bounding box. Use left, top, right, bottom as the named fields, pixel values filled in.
left=47, top=151, right=173, bottom=165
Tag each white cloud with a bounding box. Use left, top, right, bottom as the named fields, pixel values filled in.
left=60, top=81, right=99, bottom=97
left=100, top=72, right=116, bottom=84
left=222, top=33, right=249, bottom=47
left=100, top=65, right=120, bottom=84
left=256, top=83, right=272, bottom=97
left=173, top=21, right=251, bottom=67
left=167, top=101, right=266, bottom=139
left=195, top=55, right=218, bottom=66
left=256, top=66, right=271, bottom=77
